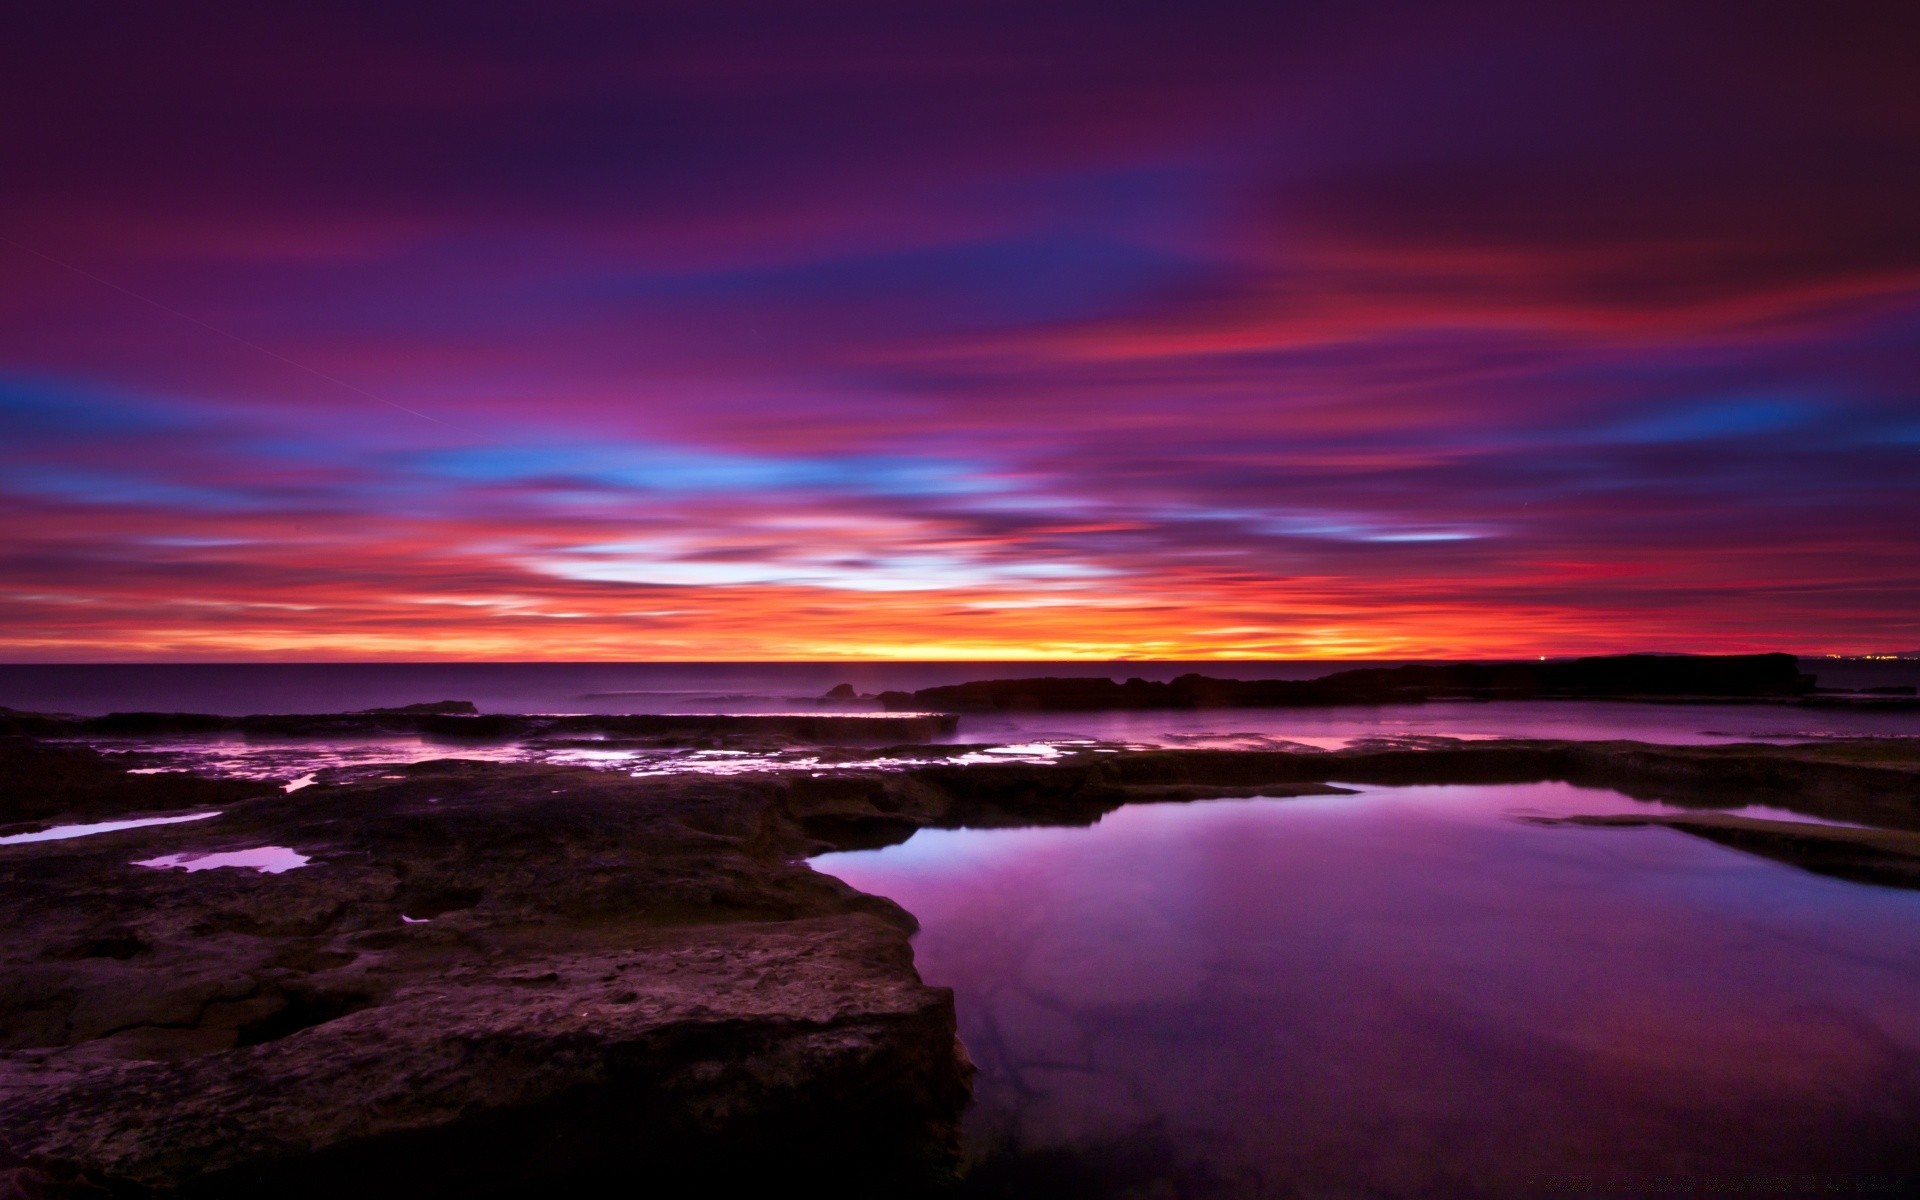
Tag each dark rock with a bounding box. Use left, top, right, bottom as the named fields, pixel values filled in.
left=352, top=701, right=480, bottom=716
left=1531, top=812, right=1920, bottom=890
left=783, top=738, right=1920, bottom=843
left=823, top=684, right=858, bottom=701
left=884, top=653, right=1814, bottom=712
left=415, top=712, right=521, bottom=740
left=1802, top=694, right=1920, bottom=710
left=0, top=738, right=268, bottom=829
left=545, top=713, right=956, bottom=742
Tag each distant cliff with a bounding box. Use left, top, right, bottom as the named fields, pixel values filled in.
left=877, top=653, right=1813, bottom=712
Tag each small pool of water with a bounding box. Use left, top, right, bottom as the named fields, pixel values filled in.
left=814, top=783, right=1920, bottom=1197
left=134, top=846, right=311, bottom=874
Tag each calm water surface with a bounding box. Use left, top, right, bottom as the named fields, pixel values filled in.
left=4, top=659, right=1915, bottom=717
left=815, top=784, right=1920, bottom=1198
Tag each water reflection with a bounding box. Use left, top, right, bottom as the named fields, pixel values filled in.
left=815, top=784, right=1920, bottom=1198
left=135, top=846, right=311, bottom=874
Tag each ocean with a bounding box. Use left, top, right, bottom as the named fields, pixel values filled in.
left=3, top=658, right=1915, bottom=717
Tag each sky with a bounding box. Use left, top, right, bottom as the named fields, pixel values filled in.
left=3, top=0, right=1918, bottom=661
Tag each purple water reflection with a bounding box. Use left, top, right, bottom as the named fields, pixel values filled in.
left=135, top=846, right=311, bottom=874
left=814, top=784, right=1920, bottom=1197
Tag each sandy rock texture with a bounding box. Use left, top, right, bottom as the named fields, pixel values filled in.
left=0, top=754, right=968, bottom=1198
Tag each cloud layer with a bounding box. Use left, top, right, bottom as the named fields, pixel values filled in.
left=3, top=1, right=1917, bottom=658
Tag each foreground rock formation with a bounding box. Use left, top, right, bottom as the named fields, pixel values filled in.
left=1, top=751, right=969, bottom=1198
left=3, top=730, right=1919, bottom=1196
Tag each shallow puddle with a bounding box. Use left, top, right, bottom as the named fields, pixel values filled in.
left=814, top=782, right=1920, bottom=1197
left=135, top=846, right=311, bottom=874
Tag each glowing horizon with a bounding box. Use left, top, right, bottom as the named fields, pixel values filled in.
left=4, top=2, right=1917, bottom=662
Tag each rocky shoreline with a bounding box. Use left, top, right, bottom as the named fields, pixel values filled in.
left=861, top=652, right=1920, bottom=712
left=3, top=729, right=1919, bottom=1196
left=0, top=745, right=971, bottom=1199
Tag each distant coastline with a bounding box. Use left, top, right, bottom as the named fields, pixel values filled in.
left=867, top=653, right=1920, bottom=714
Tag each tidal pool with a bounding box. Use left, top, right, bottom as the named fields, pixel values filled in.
left=134, top=846, right=311, bottom=874
left=814, top=783, right=1920, bottom=1198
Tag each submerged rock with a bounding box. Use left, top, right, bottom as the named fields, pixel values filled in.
left=1532, top=812, right=1920, bottom=889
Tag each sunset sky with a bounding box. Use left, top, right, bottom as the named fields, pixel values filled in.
left=4, top=1, right=1917, bottom=660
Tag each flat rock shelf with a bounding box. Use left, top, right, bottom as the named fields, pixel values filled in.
left=2, top=732, right=1919, bottom=1196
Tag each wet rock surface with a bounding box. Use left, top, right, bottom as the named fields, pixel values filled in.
left=795, top=737, right=1920, bottom=841
left=0, top=751, right=968, bottom=1198
left=2, top=731, right=1918, bottom=1196
left=0, top=738, right=265, bottom=831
